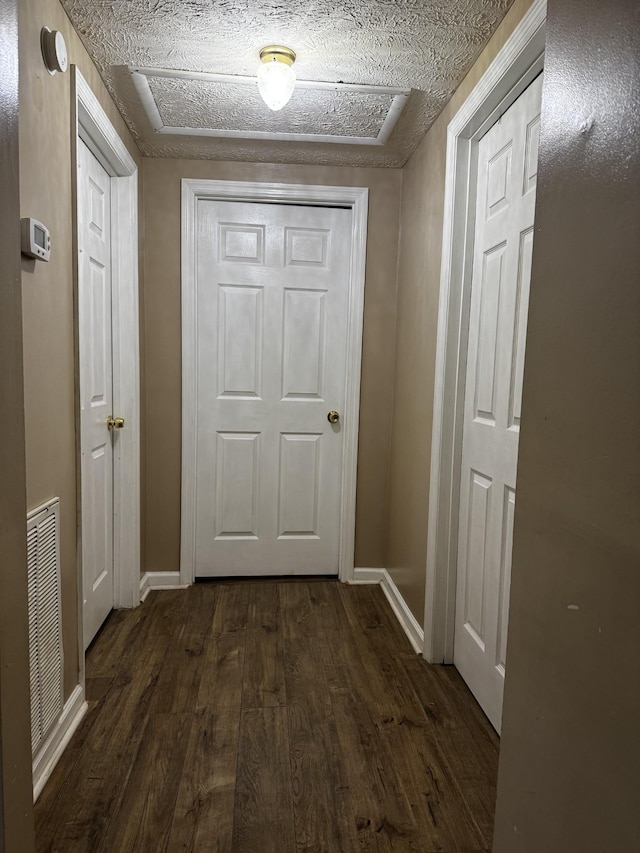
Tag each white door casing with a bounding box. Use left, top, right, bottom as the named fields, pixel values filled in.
left=423, top=0, right=546, bottom=667
left=194, top=201, right=351, bottom=577
left=78, top=139, right=115, bottom=649
left=454, top=75, right=543, bottom=732
left=181, top=180, right=369, bottom=584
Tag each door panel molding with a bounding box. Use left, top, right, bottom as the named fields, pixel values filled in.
left=423, top=0, right=546, bottom=664
left=181, top=180, right=369, bottom=584
left=74, top=68, right=140, bottom=664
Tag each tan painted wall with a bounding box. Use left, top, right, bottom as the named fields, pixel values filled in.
left=386, top=0, right=536, bottom=622
left=0, top=0, right=35, bottom=845
left=142, top=159, right=401, bottom=575
left=19, top=0, right=141, bottom=698
left=493, top=0, right=640, bottom=848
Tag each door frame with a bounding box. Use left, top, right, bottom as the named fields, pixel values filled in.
left=423, top=0, right=546, bottom=664
left=73, top=68, right=140, bottom=657
left=180, top=179, right=369, bottom=585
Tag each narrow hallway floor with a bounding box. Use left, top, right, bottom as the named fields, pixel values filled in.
left=35, top=579, right=498, bottom=852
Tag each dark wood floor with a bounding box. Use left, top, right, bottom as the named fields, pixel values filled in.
left=35, top=580, right=499, bottom=852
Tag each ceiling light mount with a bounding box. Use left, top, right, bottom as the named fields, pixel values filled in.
left=257, top=45, right=296, bottom=112
left=259, top=45, right=296, bottom=66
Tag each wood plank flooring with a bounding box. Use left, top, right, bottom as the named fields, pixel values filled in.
left=35, top=580, right=499, bottom=853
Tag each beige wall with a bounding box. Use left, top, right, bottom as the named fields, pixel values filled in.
left=19, top=0, right=141, bottom=697
left=0, top=0, right=35, bottom=845
left=386, top=0, right=536, bottom=622
left=142, top=159, right=401, bottom=575
left=494, top=0, right=640, bottom=847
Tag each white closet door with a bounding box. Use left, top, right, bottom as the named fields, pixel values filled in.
left=194, top=201, right=352, bottom=577
left=455, top=75, right=543, bottom=731
left=78, top=140, right=114, bottom=648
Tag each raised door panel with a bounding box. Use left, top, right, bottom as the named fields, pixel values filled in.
left=88, top=173, right=107, bottom=238
left=462, top=470, right=492, bottom=651
left=214, top=432, right=261, bottom=540
left=285, top=227, right=330, bottom=268
left=485, top=142, right=512, bottom=220
left=508, top=227, right=534, bottom=431
left=277, top=433, right=321, bottom=538
left=88, top=258, right=110, bottom=409
left=282, top=288, right=327, bottom=400
left=217, top=285, right=264, bottom=399
left=87, top=445, right=109, bottom=591
left=219, top=223, right=265, bottom=265
left=496, top=487, right=516, bottom=675
left=523, top=115, right=541, bottom=195
left=473, top=245, right=506, bottom=425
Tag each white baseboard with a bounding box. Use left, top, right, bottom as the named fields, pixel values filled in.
left=379, top=569, right=425, bottom=655
left=140, top=571, right=189, bottom=602
left=33, top=684, right=87, bottom=802
left=350, top=567, right=386, bottom=584
left=350, top=567, right=424, bottom=655
left=140, top=570, right=150, bottom=602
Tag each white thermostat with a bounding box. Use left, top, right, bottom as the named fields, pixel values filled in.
left=21, top=218, right=51, bottom=261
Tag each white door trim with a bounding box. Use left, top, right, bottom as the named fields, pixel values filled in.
left=180, top=179, right=369, bottom=585
left=423, top=0, right=546, bottom=664
left=73, top=68, right=140, bottom=626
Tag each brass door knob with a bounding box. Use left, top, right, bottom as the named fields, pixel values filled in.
left=107, top=416, right=125, bottom=430
left=327, top=410, right=340, bottom=424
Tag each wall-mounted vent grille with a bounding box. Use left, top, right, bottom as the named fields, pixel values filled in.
left=27, top=498, right=63, bottom=757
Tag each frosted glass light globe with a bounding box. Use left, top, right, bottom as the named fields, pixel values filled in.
left=257, top=59, right=296, bottom=111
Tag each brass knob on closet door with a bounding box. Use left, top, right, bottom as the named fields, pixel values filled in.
left=327, top=411, right=340, bottom=424
left=107, top=416, right=125, bottom=430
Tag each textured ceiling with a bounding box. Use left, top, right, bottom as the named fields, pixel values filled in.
left=148, top=79, right=393, bottom=138
left=61, top=0, right=514, bottom=167
left=134, top=69, right=409, bottom=143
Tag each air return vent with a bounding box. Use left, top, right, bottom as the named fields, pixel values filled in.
left=27, top=498, right=63, bottom=757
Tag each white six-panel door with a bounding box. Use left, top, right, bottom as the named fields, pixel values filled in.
left=454, top=75, right=543, bottom=731
left=78, top=140, right=115, bottom=649
left=194, top=201, right=352, bottom=577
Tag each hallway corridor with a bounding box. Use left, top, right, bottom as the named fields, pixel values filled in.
left=35, top=581, right=498, bottom=852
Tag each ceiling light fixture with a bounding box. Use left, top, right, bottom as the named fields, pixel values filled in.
left=257, top=45, right=296, bottom=111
